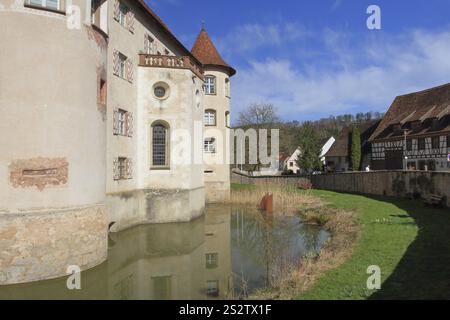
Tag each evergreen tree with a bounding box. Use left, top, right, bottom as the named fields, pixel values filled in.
left=296, top=122, right=322, bottom=172
left=350, top=125, right=361, bottom=171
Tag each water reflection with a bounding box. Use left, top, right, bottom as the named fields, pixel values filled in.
left=231, top=209, right=329, bottom=296
left=0, top=205, right=329, bottom=300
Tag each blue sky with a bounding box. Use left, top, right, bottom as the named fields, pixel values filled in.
left=146, top=0, right=450, bottom=122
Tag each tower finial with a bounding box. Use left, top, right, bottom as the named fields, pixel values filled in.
left=201, top=20, right=206, bottom=31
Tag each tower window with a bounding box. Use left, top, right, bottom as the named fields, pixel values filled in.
left=225, top=78, right=230, bottom=97
left=225, top=111, right=231, bottom=128
left=204, top=76, right=216, bottom=95
left=204, top=138, right=216, bottom=153
left=204, top=110, right=216, bottom=126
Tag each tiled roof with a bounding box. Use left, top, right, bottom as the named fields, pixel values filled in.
left=135, top=0, right=202, bottom=65
left=369, top=83, right=450, bottom=141
left=191, top=29, right=236, bottom=76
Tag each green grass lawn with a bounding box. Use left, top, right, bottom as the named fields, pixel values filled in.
left=299, top=189, right=450, bottom=300
left=231, top=184, right=450, bottom=299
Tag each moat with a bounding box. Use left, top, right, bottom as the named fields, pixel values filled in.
left=0, top=205, right=329, bottom=300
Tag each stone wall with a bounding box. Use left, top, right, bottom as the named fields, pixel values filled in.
left=231, top=171, right=307, bottom=186
left=0, top=205, right=107, bottom=285
left=311, top=171, right=450, bottom=207
left=107, top=188, right=205, bottom=232
left=232, top=171, right=450, bottom=207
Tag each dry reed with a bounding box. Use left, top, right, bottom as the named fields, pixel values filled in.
left=229, top=184, right=323, bottom=215
left=229, top=183, right=360, bottom=300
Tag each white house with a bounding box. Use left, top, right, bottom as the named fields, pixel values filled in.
left=286, top=148, right=302, bottom=173
left=286, top=137, right=335, bottom=174
left=320, top=137, right=336, bottom=164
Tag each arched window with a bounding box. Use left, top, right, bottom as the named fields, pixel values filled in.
left=204, top=76, right=216, bottom=95
left=225, top=111, right=231, bottom=128
left=204, top=109, right=216, bottom=126
left=151, top=121, right=169, bottom=168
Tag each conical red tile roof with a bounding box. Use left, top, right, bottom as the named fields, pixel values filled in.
left=191, top=28, right=236, bottom=76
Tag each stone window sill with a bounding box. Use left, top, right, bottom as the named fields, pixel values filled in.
left=24, top=4, right=66, bottom=15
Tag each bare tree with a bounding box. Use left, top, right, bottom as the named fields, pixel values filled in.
left=235, top=104, right=281, bottom=173
left=237, top=103, right=280, bottom=127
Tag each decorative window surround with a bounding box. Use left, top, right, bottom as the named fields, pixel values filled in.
left=113, top=50, right=134, bottom=83
left=113, top=0, right=135, bottom=33
left=113, top=108, right=134, bottom=137
left=113, top=157, right=133, bottom=180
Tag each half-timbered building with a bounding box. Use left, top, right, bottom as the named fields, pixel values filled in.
left=369, top=83, right=450, bottom=171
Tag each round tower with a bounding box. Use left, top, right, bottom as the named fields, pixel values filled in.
left=192, top=26, right=236, bottom=202
left=0, top=1, right=108, bottom=284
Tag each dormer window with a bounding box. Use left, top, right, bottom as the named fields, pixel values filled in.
left=431, top=118, right=440, bottom=131
left=393, top=123, right=402, bottom=134
left=411, top=121, right=421, bottom=131
left=204, top=76, right=216, bottom=95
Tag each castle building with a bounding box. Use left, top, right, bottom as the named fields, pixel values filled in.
left=192, top=27, right=236, bottom=202
left=0, top=0, right=235, bottom=285
left=369, top=84, right=450, bottom=171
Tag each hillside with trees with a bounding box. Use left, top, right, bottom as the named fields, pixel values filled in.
left=233, top=104, right=384, bottom=168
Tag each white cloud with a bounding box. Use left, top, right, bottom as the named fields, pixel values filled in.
left=232, top=27, right=450, bottom=121
left=216, top=22, right=311, bottom=56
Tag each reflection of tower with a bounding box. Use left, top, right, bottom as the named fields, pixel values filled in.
left=204, top=205, right=233, bottom=299
left=192, top=26, right=236, bottom=203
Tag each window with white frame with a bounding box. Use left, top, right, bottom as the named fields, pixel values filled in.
left=27, top=0, right=61, bottom=11
left=119, top=52, right=127, bottom=79
left=225, top=78, right=230, bottom=97
left=206, top=253, right=218, bottom=269
left=118, top=157, right=127, bottom=179
left=204, top=76, right=216, bottom=95
left=118, top=2, right=128, bottom=27
left=204, top=138, right=216, bottom=154
left=117, top=109, right=127, bottom=136
left=113, top=157, right=132, bottom=180
left=225, top=111, right=231, bottom=128
left=206, top=281, right=219, bottom=297
left=113, top=108, right=133, bottom=137
left=204, top=110, right=216, bottom=126
left=144, top=35, right=156, bottom=55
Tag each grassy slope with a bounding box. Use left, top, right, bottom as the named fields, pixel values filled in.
left=231, top=184, right=450, bottom=299
left=299, top=189, right=450, bottom=300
